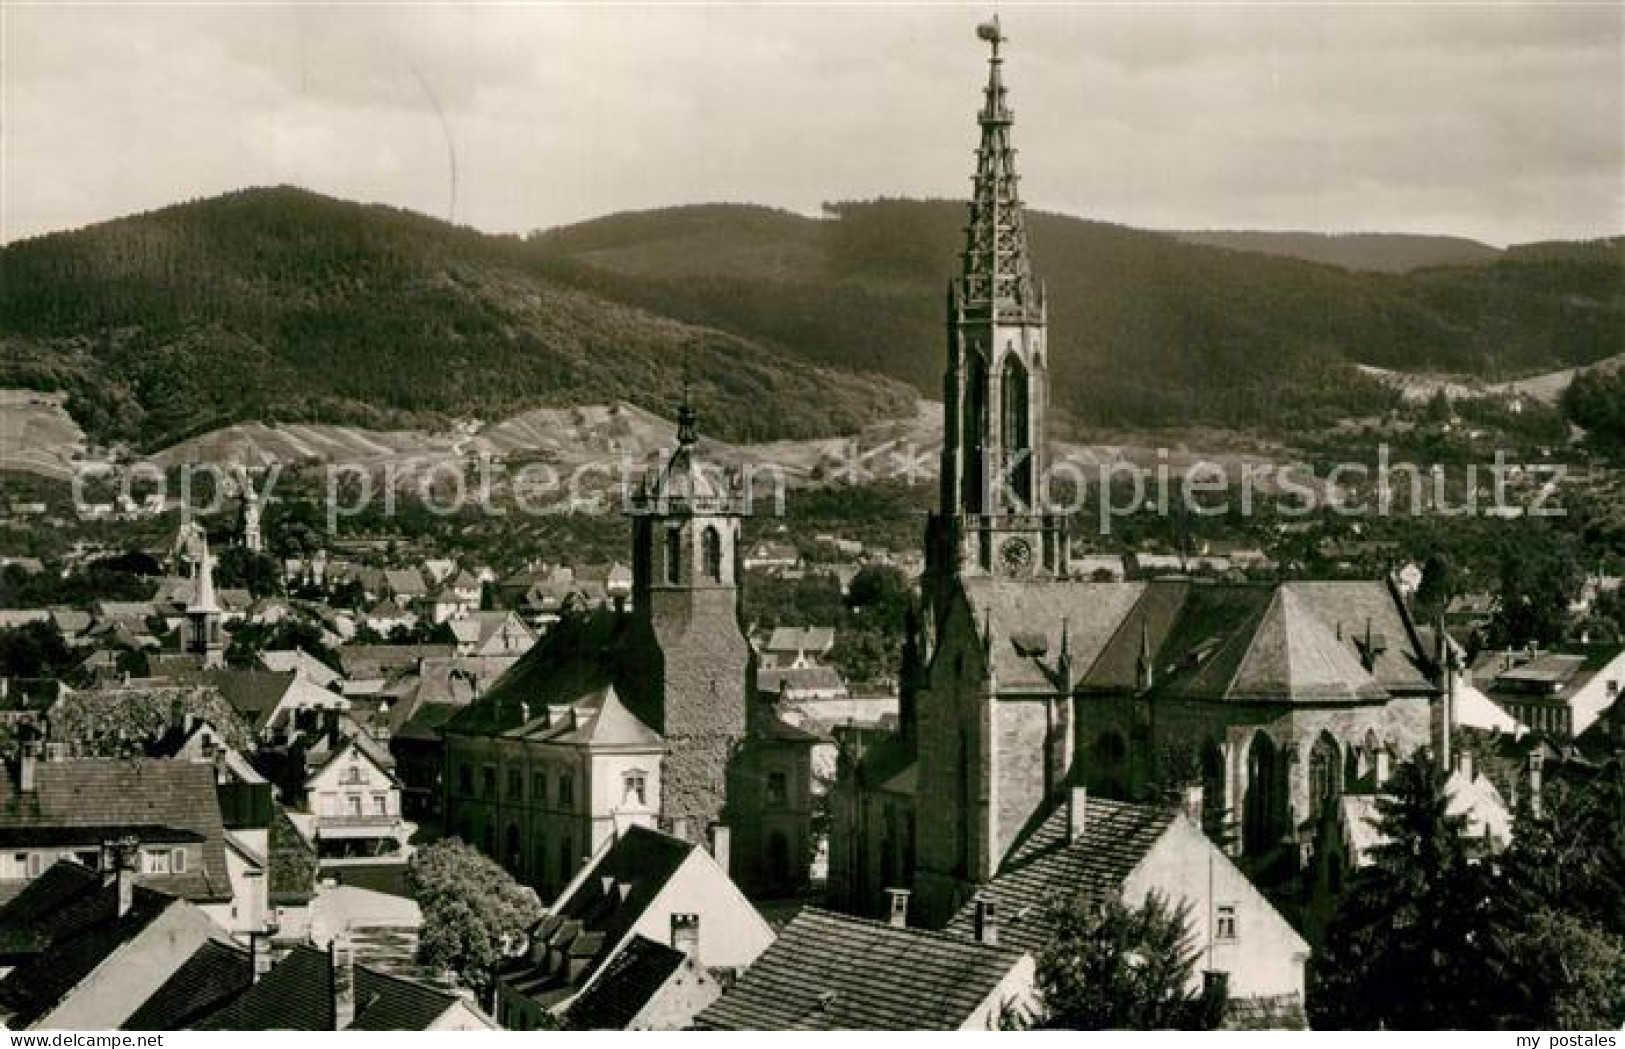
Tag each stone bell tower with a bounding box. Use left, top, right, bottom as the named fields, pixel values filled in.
left=925, top=15, right=1069, bottom=622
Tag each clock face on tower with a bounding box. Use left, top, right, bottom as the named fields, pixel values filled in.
left=999, top=536, right=1033, bottom=575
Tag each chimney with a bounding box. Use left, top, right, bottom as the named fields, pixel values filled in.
left=1456, top=750, right=1475, bottom=783
left=885, top=887, right=910, bottom=928
left=103, top=836, right=139, bottom=917
left=973, top=894, right=998, bottom=946
left=709, top=824, right=731, bottom=876
left=1528, top=749, right=1545, bottom=819
left=1375, top=748, right=1391, bottom=786
left=18, top=745, right=37, bottom=792
left=250, top=931, right=275, bottom=983
left=670, top=912, right=700, bottom=958
left=600, top=875, right=615, bottom=898
left=331, top=929, right=356, bottom=1030
left=1182, top=783, right=1204, bottom=824
left=1068, top=785, right=1088, bottom=844
left=672, top=817, right=691, bottom=842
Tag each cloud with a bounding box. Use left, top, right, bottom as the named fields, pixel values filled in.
left=2, top=4, right=1619, bottom=246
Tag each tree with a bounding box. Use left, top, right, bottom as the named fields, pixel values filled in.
left=1412, top=551, right=1456, bottom=621
left=1035, top=891, right=1222, bottom=1030
left=1308, top=750, right=1503, bottom=1029
left=409, top=838, right=545, bottom=1001
left=1492, top=764, right=1625, bottom=1028
left=214, top=546, right=282, bottom=598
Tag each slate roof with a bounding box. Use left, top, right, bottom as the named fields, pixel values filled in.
left=124, top=938, right=252, bottom=1030
left=0, top=759, right=233, bottom=903
left=694, top=908, right=1028, bottom=1030
left=942, top=797, right=1178, bottom=955
left=563, top=935, right=688, bottom=1030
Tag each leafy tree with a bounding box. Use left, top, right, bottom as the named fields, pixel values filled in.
left=1490, top=537, right=1581, bottom=649
left=409, top=838, right=545, bottom=1001
left=0, top=621, right=76, bottom=681
left=1035, top=891, right=1222, bottom=1030
left=214, top=546, right=282, bottom=598
left=225, top=618, right=342, bottom=672
left=1412, top=551, right=1457, bottom=621
left=1308, top=751, right=1503, bottom=1029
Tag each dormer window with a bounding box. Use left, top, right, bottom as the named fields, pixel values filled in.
left=623, top=771, right=648, bottom=807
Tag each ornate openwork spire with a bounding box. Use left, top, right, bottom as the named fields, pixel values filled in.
left=957, top=16, right=1042, bottom=324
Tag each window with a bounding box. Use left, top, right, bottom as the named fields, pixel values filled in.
left=623, top=771, right=647, bottom=807
left=767, top=770, right=789, bottom=807
left=702, top=526, right=722, bottom=583
left=348, top=794, right=363, bottom=817
left=26, top=852, right=44, bottom=878
left=482, top=766, right=496, bottom=799
left=172, top=848, right=187, bottom=874
left=665, top=527, right=683, bottom=585
left=508, top=769, right=524, bottom=801
left=532, top=771, right=547, bottom=805
left=373, top=794, right=388, bottom=815
left=1215, top=905, right=1238, bottom=942
left=144, top=850, right=172, bottom=875
left=558, top=771, right=575, bottom=809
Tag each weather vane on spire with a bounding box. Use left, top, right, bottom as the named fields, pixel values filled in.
left=976, top=15, right=1004, bottom=53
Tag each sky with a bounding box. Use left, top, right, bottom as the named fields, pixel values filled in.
left=3, top=3, right=1622, bottom=247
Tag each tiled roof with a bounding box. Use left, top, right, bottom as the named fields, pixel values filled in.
left=195, top=943, right=333, bottom=1030
left=0, top=860, right=103, bottom=960
left=258, top=649, right=344, bottom=689
left=962, top=577, right=1148, bottom=692
left=563, top=935, right=687, bottom=1030
left=500, top=827, right=695, bottom=1007
left=694, top=908, right=1027, bottom=1030
left=0, top=759, right=233, bottom=903
left=0, top=883, right=176, bottom=1027
left=348, top=966, right=463, bottom=1030
left=763, top=626, right=835, bottom=653
left=124, top=938, right=252, bottom=1030
left=197, top=670, right=298, bottom=733
left=942, top=797, right=1177, bottom=955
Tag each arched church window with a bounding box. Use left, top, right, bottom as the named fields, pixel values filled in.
left=1308, top=732, right=1342, bottom=820
left=1243, top=732, right=1283, bottom=858
left=1001, top=354, right=1032, bottom=507
left=664, top=527, right=683, bottom=585
left=702, top=526, right=722, bottom=583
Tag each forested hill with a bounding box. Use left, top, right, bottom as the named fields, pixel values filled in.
left=529, top=201, right=1624, bottom=434
left=1164, top=230, right=1501, bottom=273
left=3, top=188, right=1619, bottom=449
left=0, top=188, right=916, bottom=449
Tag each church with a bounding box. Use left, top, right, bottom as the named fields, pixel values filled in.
left=829, top=23, right=1444, bottom=930
left=443, top=401, right=816, bottom=900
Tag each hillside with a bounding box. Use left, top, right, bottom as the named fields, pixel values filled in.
left=0, top=188, right=916, bottom=449
left=1165, top=230, right=1501, bottom=273
left=527, top=201, right=1624, bottom=434
left=3, top=189, right=1619, bottom=449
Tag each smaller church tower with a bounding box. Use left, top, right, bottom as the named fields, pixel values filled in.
left=625, top=397, right=752, bottom=838
left=187, top=537, right=225, bottom=669
left=238, top=486, right=263, bottom=554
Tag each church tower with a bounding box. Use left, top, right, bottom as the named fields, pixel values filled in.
left=186, top=537, right=225, bottom=670
left=626, top=399, right=751, bottom=838
left=926, top=17, right=1068, bottom=617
